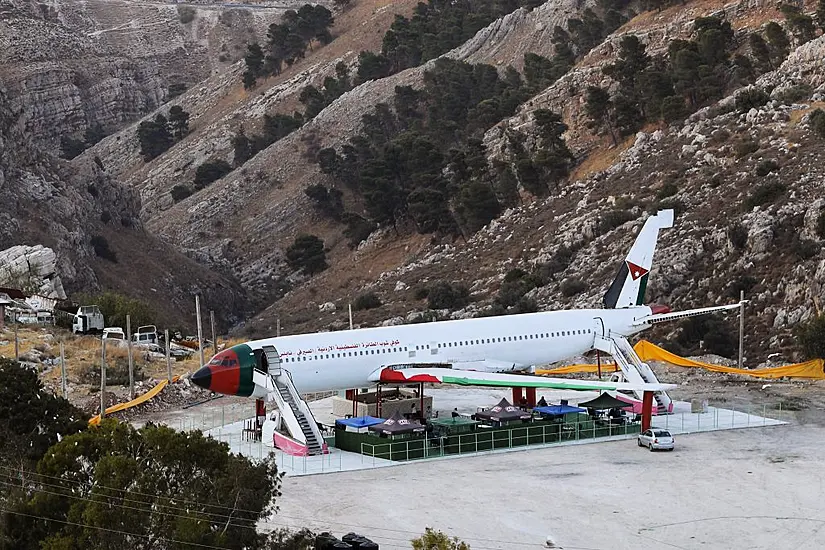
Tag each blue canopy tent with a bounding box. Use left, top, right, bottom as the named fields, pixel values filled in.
left=533, top=404, right=586, bottom=417
left=335, top=416, right=385, bottom=433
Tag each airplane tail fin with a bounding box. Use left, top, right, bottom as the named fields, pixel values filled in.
left=603, top=209, right=674, bottom=309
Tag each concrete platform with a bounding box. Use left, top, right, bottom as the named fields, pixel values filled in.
left=199, top=387, right=786, bottom=476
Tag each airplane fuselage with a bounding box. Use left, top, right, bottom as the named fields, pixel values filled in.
left=233, top=306, right=653, bottom=394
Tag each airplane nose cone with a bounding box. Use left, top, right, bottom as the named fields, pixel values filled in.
left=191, top=366, right=212, bottom=390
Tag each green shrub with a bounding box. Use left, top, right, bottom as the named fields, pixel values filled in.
left=755, top=158, right=779, bottom=176
left=809, top=108, right=825, bottom=139
left=734, top=87, right=770, bottom=113
left=90, top=235, right=117, bottom=263
left=734, top=139, right=759, bottom=158
left=795, top=314, right=825, bottom=359
left=793, top=237, right=819, bottom=260
left=744, top=182, right=785, bottom=210
left=413, top=286, right=430, bottom=300
left=353, top=292, right=382, bottom=311
left=727, top=222, right=748, bottom=250
left=596, top=209, right=635, bottom=235
left=657, top=182, right=678, bottom=200
left=285, top=234, right=328, bottom=275
left=776, top=84, right=812, bottom=104
left=74, top=290, right=156, bottom=328
left=177, top=5, right=196, bottom=23
left=171, top=184, right=193, bottom=202
left=816, top=210, right=825, bottom=239
left=427, top=282, right=470, bottom=310
left=194, top=159, right=232, bottom=190
left=560, top=279, right=586, bottom=297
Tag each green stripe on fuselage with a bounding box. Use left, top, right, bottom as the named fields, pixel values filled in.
left=233, top=343, right=257, bottom=397
left=441, top=375, right=617, bottom=392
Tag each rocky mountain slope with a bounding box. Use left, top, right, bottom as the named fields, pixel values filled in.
left=6, top=0, right=825, bottom=361
left=0, top=82, right=248, bottom=328
left=0, top=0, right=312, bottom=149
left=230, top=0, right=825, bottom=364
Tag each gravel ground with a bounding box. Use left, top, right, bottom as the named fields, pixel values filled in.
left=273, top=423, right=825, bottom=550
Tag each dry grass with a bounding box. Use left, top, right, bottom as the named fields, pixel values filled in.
left=0, top=325, right=226, bottom=403
left=570, top=133, right=637, bottom=182
left=789, top=101, right=825, bottom=125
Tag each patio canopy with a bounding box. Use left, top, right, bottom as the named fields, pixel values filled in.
left=533, top=404, right=586, bottom=416
left=475, top=398, right=531, bottom=422
left=368, top=410, right=425, bottom=435
left=577, top=393, right=632, bottom=410
left=335, top=416, right=384, bottom=429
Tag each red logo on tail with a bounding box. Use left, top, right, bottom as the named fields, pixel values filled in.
left=626, top=261, right=648, bottom=281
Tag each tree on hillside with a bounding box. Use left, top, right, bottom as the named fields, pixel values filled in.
left=796, top=314, right=825, bottom=359
left=0, top=359, right=87, bottom=470
left=232, top=126, right=255, bottom=167
left=749, top=33, right=773, bottom=72
left=194, top=159, right=233, bottom=190
left=286, top=234, right=328, bottom=275
left=74, top=291, right=155, bottom=328
left=765, top=22, right=791, bottom=66
left=780, top=4, right=817, bottom=45
left=818, top=0, right=825, bottom=32
left=585, top=86, right=617, bottom=144
left=168, top=105, right=190, bottom=139
left=1, top=420, right=281, bottom=549
left=137, top=114, right=174, bottom=160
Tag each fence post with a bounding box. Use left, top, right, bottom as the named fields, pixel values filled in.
left=60, top=342, right=67, bottom=399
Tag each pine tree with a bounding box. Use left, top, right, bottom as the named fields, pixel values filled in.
left=232, top=127, right=255, bottom=167
left=168, top=105, right=190, bottom=139
left=765, top=22, right=791, bottom=66
left=749, top=33, right=773, bottom=73
left=585, top=86, right=617, bottom=144
left=818, top=0, right=825, bottom=32
left=137, top=113, right=174, bottom=160
left=244, top=43, right=264, bottom=77
left=286, top=234, right=328, bottom=275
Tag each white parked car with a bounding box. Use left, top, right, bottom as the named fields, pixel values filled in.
left=638, top=429, right=674, bottom=451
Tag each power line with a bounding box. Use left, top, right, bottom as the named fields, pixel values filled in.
left=0, top=506, right=233, bottom=550
left=1, top=465, right=595, bottom=550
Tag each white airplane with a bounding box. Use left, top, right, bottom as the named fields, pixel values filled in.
left=192, top=210, right=740, bottom=454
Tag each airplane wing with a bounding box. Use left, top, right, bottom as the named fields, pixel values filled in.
left=632, top=302, right=745, bottom=326
left=368, top=366, right=675, bottom=393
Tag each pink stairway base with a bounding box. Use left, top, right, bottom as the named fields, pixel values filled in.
left=272, top=432, right=330, bottom=456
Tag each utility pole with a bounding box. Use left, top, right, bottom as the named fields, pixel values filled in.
left=276, top=317, right=281, bottom=337
left=100, top=338, right=107, bottom=419
left=127, top=314, right=135, bottom=400
left=210, top=310, right=216, bottom=353
left=348, top=303, right=353, bottom=330
left=60, top=342, right=67, bottom=399
left=165, top=329, right=172, bottom=382
left=195, top=295, right=204, bottom=367
left=13, top=310, right=19, bottom=361
left=738, top=290, right=745, bottom=370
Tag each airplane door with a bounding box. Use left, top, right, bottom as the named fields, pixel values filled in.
left=593, top=317, right=606, bottom=338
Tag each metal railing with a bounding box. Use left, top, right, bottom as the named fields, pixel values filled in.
left=360, top=419, right=642, bottom=465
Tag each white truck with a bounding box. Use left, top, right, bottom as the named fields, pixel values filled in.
left=72, top=305, right=104, bottom=334
left=132, top=325, right=159, bottom=346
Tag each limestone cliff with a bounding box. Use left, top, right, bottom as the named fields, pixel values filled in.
left=0, top=0, right=312, bottom=149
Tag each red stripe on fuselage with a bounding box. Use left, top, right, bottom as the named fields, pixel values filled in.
left=379, top=368, right=440, bottom=384
left=208, top=349, right=241, bottom=395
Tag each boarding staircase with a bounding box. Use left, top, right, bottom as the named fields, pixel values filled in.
left=594, top=334, right=673, bottom=414
left=258, top=346, right=327, bottom=456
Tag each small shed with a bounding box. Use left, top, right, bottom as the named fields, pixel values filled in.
left=0, top=293, right=11, bottom=330
left=475, top=398, right=532, bottom=425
